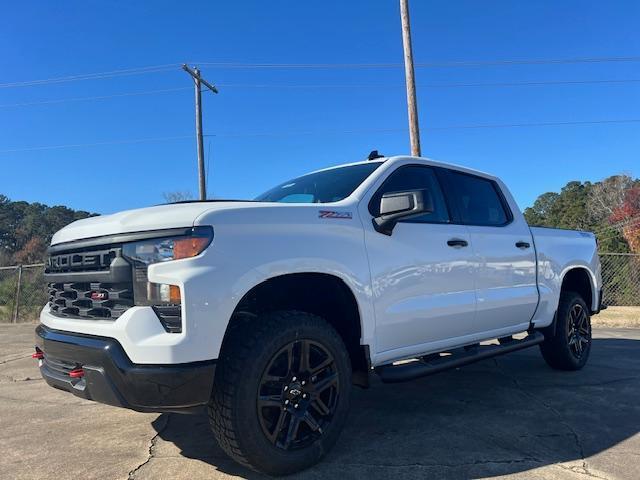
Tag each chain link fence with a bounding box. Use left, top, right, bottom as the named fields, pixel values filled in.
left=599, top=253, right=640, bottom=307
left=0, top=264, right=46, bottom=323
left=0, top=254, right=638, bottom=323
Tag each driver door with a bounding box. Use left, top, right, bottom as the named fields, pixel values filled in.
left=362, top=165, right=477, bottom=362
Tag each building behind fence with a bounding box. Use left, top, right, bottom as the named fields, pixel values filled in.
left=1, top=254, right=639, bottom=323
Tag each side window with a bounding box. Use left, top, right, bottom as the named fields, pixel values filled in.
left=369, top=166, right=450, bottom=223
left=447, top=171, right=510, bottom=226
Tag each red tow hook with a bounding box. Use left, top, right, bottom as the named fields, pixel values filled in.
left=32, top=347, right=44, bottom=360
left=69, top=368, right=85, bottom=379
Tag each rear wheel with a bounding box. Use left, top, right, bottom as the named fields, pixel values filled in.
left=539, top=291, right=592, bottom=370
left=208, top=311, right=352, bottom=475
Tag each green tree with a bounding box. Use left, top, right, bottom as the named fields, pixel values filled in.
left=0, top=195, right=95, bottom=266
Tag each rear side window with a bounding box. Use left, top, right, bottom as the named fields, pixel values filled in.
left=369, top=165, right=450, bottom=224
left=447, top=171, right=510, bottom=226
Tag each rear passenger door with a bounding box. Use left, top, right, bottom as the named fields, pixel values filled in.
left=442, top=170, right=538, bottom=336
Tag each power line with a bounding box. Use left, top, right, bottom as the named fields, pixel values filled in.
left=427, top=78, right=640, bottom=88
left=0, top=135, right=192, bottom=153
left=216, top=78, right=640, bottom=89
left=4, top=78, right=638, bottom=110
left=1, top=117, right=639, bottom=154
left=206, top=127, right=406, bottom=138
left=196, top=55, right=640, bottom=69
left=1, top=55, right=639, bottom=89
left=0, top=63, right=180, bottom=89
left=0, top=87, right=192, bottom=108
left=203, top=118, right=640, bottom=137
left=424, top=118, right=640, bottom=131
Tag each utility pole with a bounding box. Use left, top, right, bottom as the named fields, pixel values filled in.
left=182, top=64, right=218, bottom=200
left=399, top=0, right=421, bottom=156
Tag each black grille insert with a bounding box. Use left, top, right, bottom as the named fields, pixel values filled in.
left=48, top=281, right=134, bottom=319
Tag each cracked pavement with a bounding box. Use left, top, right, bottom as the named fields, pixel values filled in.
left=1, top=324, right=639, bottom=480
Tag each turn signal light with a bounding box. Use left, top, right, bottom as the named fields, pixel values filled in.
left=169, top=284, right=181, bottom=304
left=173, top=236, right=212, bottom=260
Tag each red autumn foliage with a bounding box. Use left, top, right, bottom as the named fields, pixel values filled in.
left=13, top=237, right=47, bottom=265
left=610, top=186, right=640, bottom=253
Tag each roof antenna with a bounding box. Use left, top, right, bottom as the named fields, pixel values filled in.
left=367, top=150, right=384, bottom=161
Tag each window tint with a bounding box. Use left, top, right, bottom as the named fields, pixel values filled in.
left=447, top=171, right=509, bottom=226
left=255, top=162, right=381, bottom=203
left=370, top=166, right=449, bottom=223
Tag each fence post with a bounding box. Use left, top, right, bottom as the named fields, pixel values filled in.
left=12, top=265, right=22, bottom=323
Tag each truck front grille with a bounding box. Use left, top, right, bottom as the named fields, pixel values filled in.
left=48, top=281, right=133, bottom=319
left=45, top=245, right=134, bottom=321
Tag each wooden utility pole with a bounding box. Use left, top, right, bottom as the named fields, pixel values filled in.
left=399, top=0, right=421, bottom=156
left=182, top=65, right=218, bottom=200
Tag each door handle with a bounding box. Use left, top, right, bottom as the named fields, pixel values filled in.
left=447, top=238, right=468, bottom=248
left=516, top=241, right=531, bottom=249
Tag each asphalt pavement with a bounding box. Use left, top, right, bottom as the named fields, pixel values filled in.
left=1, top=323, right=638, bottom=480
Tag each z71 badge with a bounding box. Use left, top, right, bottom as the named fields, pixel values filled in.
left=318, top=210, right=352, bottom=219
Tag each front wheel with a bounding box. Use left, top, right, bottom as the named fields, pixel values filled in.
left=208, top=311, right=352, bottom=475
left=539, top=291, right=592, bottom=370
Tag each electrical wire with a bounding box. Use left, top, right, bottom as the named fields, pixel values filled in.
left=2, top=55, right=640, bottom=89
left=0, top=63, right=181, bottom=89
left=1, top=118, right=639, bottom=154
left=0, top=87, right=192, bottom=108
left=0, top=135, right=193, bottom=153
left=3, top=77, right=638, bottom=110
left=215, top=78, right=640, bottom=89
left=195, top=56, right=640, bottom=69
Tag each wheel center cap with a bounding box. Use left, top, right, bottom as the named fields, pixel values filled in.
left=287, top=382, right=303, bottom=399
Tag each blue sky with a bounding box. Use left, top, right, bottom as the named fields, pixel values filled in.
left=1, top=0, right=638, bottom=214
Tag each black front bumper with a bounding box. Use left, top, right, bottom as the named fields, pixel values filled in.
left=35, top=325, right=216, bottom=413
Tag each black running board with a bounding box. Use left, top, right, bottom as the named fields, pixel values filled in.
left=376, top=331, right=545, bottom=383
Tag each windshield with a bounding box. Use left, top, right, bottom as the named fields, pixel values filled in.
left=255, top=162, right=382, bottom=203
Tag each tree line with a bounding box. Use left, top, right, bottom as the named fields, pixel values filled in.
left=0, top=194, right=93, bottom=267
left=524, top=174, right=640, bottom=254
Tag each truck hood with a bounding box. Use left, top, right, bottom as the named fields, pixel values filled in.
left=51, top=201, right=254, bottom=246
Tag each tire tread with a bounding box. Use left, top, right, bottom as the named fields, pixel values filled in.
left=540, top=291, right=591, bottom=371
left=208, top=310, right=350, bottom=474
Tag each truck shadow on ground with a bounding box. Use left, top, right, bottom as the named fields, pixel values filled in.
left=153, top=337, right=640, bottom=479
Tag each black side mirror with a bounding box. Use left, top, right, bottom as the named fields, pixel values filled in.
left=373, top=189, right=434, bottom=235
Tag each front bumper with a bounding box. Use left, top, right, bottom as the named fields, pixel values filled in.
left=35, top=324, right=216, bottom=413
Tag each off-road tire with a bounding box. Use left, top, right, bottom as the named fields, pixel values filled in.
left=208, top=310, right=352, bottom=475
left=540, top=291, right=592, bottom=370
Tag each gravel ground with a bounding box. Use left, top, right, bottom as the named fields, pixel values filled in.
left=593, top=306, right=640, bottom=328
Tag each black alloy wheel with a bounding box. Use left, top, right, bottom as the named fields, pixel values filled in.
left=257, top=339, right=339, bottom=450
left=539, top=291, right=592, bottom=370
left=208, top=311, right=352, bottom=476
left=567, top=302, right=591, bottom=359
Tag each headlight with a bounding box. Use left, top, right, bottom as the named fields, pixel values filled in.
left=122, top=226, right=213, bottom=266
left=122, top=227, right=213, bottom=333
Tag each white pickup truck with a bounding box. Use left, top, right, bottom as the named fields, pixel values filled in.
left=36, top=155, right=603, bottom=475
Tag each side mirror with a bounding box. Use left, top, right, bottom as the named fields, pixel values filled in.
left=373, top=189, right=434, bottom=235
